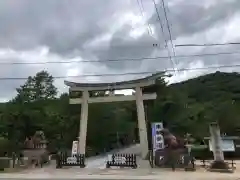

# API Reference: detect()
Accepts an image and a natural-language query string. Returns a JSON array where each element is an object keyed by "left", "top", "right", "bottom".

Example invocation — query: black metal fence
[
  {"left": 151, "top": 149, "right": 196, "bottom": 171},
  {"left": 191, "top": 148, "right": 238, "bottom": 169},
  {"left": 106, "top": 154, "right": 137, "bottom": 169},
  {"left": 199, "top": 158, "right": 236, "bottom": 169},
  {"left": 56, "top": 153, "right": 85, "bottom": 168}
]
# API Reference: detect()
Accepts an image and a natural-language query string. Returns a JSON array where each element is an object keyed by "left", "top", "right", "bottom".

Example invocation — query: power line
[
  {"left": 175, "top": 42, "right": 240, "bottom": 47},
  {"left": 1, "top": 51, "right": 240, "bottom": 65},
  {"left": 176, "top": 64, "right": 240, "bottom": 72},
  {"left": 152, "top": 0, "right": 167, "bottom": 47},
  {"left": 0, "top": 71, "right": 156, "bottom": 80},
  {"left": 152, "top": 0, "right": 177, "bottom": 73},
  {"left": 1, "top": 64, "right": 240, "bottom": 81},
  {"left": 136, "top": 0, "right": 153, "bottom": 35},
  {"left": 161, "top": 0, "right": 177, "bottom": 61}
]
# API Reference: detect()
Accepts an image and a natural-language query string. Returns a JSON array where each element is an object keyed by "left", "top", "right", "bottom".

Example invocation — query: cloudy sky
[{"left": 0, "top": 0, "right": 240, "bottom": 101}]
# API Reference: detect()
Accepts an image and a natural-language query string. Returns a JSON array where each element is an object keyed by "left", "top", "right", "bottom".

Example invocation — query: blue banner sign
[{"left": 152, "top": 122, "right": 164, "bottom": 152}]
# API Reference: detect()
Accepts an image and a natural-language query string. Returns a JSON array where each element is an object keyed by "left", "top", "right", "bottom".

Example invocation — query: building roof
[{"left": 64, "top": 72, "right": 166, "bottom": 91}]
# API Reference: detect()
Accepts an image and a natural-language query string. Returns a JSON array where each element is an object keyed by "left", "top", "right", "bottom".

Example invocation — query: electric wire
[
  {"left": 175, "top": 42, "right": 240, "bottom": 47},
  {"left": 136, "top": 0, "right": 153, "bottom": 35},
  {"left": 1, "top": 64, "right": 239, "bottom": 80},
  {"left": 1, "top": 51, "right": 239, "bottom": 65},
  {"left": 152, "top": 0, "right": 177, "bottom": 73},
  {"left": 161, "top": 0, "right": 177, "bottom": 62}
]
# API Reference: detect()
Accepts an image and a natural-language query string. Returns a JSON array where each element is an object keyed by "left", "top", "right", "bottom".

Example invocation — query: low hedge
[
  {"left": 0, "top": 137, "right": 10, "bottom": 157},
  {"left": 0, "top": 158, "right": 10, "bottom": 171}
]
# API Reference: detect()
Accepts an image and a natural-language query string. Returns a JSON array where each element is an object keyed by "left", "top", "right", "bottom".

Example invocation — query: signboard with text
[
  {"left": 67, "top": 156, "right": 77, "bottom": 164},
  {"left": 71, "top": 141, "right": 78, "bottom": 156},
  {"left": 152, "top": 122, "right": 164, "bottom": 153},
  {"left": 209, "top": 139, "right": 235, "bottom": 152}
]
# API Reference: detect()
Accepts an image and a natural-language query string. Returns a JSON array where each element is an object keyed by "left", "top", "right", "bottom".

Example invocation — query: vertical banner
[
  {"left": 152, "top": 122, "right": 164, "bottom": 156},
  {"left": 71, "top": 141, "right": 78, "bottom": 156},
  {"left": 152, "top": 123, "right": 156, "bottom": 150}
]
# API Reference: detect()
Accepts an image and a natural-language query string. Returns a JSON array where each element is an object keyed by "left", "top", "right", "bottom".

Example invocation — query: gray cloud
[
  {"left": 0, "top": 0, "right": 240, "bottom": 101},
  {"left": 0, "top": 0, "right": 116, "bottom": 52},
  {"left": 150, "top": 0, "right": 240, "bottom": 40}
]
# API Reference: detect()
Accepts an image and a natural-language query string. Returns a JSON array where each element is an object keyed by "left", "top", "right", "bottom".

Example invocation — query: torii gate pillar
[
  {"left": 78, "top": 90, "right": 89, "bottom": 154},
  {"left": 135, "top": 86, "right": 149, "bottom": 159}
]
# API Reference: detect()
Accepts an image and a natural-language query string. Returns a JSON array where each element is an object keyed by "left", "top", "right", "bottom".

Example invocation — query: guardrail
[{"left": 151, "top": 149, "right": 196, "bottom": 171}]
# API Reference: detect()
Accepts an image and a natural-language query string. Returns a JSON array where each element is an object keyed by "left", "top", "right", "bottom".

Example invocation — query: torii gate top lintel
[{"left": 64, "top": 72, "right": 165, "bottom": 91}]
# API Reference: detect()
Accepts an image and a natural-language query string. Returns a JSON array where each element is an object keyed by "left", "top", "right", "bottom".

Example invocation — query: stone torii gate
[{"left": 64, "top": 73, "right": 164, "bottom": 159}]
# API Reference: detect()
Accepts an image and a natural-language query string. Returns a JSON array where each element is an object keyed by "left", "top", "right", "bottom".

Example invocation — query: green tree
[
  {"left": 2, "top": 70, "right": 240, "bottom": 156},
  {"left": 13, "top": 71, "right": 57, "bottom": 103}
]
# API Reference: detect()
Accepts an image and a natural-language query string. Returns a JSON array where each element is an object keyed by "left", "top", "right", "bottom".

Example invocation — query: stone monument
[
  {"left": 208, "top": 122, "right": 232, "bottom": 172},
  {"left": 23, "top": 131, "right": 49, "bottom": 166}
]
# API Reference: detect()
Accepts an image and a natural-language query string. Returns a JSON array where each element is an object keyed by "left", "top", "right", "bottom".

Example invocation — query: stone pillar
[
  {"left": 109, "top": 90, "right": 114, "bottom": 96},
  {"left": 209, "top": 123, "right": 224, "bottom": 161},
  {"left": 78, "top": 90, "right": 89, "bottom": 154},
  {"left": 208, "top": 122, "right": 231, "bottom": 172},
  {"left": 135, "top": 86, "right": 149, "bottom": 159}
]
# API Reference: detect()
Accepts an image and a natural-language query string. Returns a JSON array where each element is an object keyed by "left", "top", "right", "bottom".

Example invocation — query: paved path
[
  {"left": 85, "top": 144, "right": 141, "bottom": 169},
  {"left": 1, "top": 169, "right": 240, "bottom": 180}
]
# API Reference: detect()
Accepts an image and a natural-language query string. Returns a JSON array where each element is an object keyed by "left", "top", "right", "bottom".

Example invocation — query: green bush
[
  {"left": 0, "top": 158, "right": 10, "bottom": 171},
  {"left": 191, "top": 146, "right": 212, "bottom": 160},
  {"left": 0, "top": 137, "right": 9, "bottom": 157}
]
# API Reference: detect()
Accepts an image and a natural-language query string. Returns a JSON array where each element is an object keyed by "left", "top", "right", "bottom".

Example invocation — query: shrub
[
  {"left": 0, "top": 158, "right": 10, "bottom": 171},
  {"left": 0, "top": 137, "right": 9, "bottom": 157}
]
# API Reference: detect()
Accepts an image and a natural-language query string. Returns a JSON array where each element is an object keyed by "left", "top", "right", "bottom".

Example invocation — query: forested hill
[
  {"left": 170, "top": 71, "right": 240, "bottom": 103},
  {"left": 161, "top": 71, "right": 240, "bottom": 138},
  {"left": 0, "top": 71, "right": 240, "bottom": 156}
]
